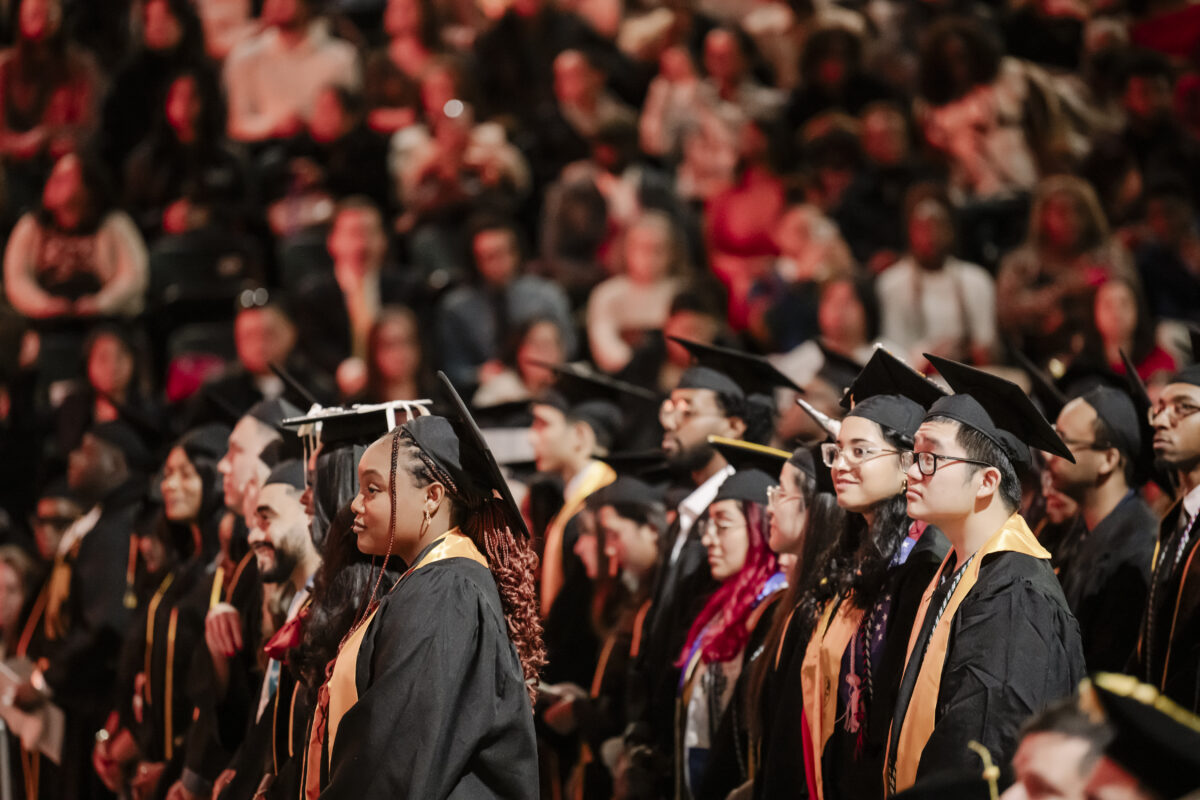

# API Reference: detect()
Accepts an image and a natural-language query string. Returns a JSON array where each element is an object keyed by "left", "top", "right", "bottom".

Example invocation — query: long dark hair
[
  {"left": 826, "top": 422, "right": 914, "bottom": 611},
  {"left": 745, "top": 470, "right": 847, "bottom": 738},
  {"left": 917, "top": 17, "right": 1002, "bottom": 106},
  {"left": 36, "top": 150, "right": 118, "bottom": 235},
  {"left": 149, "top": 65, "right": 227, "bottom": 153},
  {"left": 310, "top": 443, "right": 365, "bottom": 550},
  {"left": 135, "top": 0, "right": 206, "bottom": 61},
  {"left": 397, "top": 429, "right": 546, "bottom": 704},
  {"left": 173, "top": 424, "right": 229, "bottom": 563},
  {"left": 295, "top": 504, "right": 399, "bottom": 697}
]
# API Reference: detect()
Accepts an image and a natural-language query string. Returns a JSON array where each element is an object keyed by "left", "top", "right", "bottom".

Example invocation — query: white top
[
  {"left": 1182, "top": 483, "right": 1200, "bottom": 523},
  {"left": 670, "top": 465, "right": 735, "bottom": 565},
  {"left": 587, "top": 275, "right": 680, "bottom": 374},
  {"left": 876, "top": 255, "right": 997, "bottom": 365},
  {"left": 223, "top": 20, "right": 360, "bottom": 142}
]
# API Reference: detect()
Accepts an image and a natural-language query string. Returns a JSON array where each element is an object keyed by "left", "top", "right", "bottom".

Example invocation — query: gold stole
[
  {"left": 885, "top": 514, "right": 1047, "bottom": 794},
  {"left": 799, "top": 597, "right": 866, "bottom": 800},
  {"left": 303, "top": 530, "right": 489, "bottom": 799},
  {"left": 540, "top": 461, "right": 616, "bottom": 618}
]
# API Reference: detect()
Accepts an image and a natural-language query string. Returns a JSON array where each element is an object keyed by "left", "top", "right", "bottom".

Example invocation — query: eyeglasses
[
  {"left": 700, "top": 516, "right": 747, "bottom": 538},
  {"left": 1055, "top": 433, "right": 1111, "bottom": 453},
  {"left": 766, "top": 485, "right": 805, "bottom": 510},
  {"left": 821, "top": 442, "right": 902, "bottom": 468},
  {"left": 1148, "top": 399, "right": 1200, "bottom": 427},
  {"left": 900, "top": 451, "right": 996, "bottom": 477},
  {"left": 659, "top": 397, "right": 720, "bottom": 429}
]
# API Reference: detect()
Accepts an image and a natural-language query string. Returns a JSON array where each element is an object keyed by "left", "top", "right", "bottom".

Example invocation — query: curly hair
[
  {"left": 398, "top": 430, "right": 546, "bottom": 705},
  {"left": 677, "top": 502, "right": 778, "bottom": 666}
]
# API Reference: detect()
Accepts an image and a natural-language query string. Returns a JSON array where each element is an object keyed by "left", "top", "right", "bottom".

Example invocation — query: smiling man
[
  {"left": 1135, "top": 361, "right": 1200, "bottom": 712},
  {"left": 884, "top": 356, "right": 1086, "bottom": 794}
]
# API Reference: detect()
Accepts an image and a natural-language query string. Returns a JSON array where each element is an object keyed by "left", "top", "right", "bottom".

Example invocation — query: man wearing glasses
[
  {"left": 1045, "top": 387, "right": 1157, "bottom": 673},
  {"left": 1135, "top": 362, "right": 1200, "bottom": 712},
  {"left": 884, "top": 356, "right": 1086, "bottom": 795}
]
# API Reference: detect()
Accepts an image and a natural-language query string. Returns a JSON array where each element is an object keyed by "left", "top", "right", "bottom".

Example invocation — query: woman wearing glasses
[
  {"left": 797, "top": 348, "right": 950, "bottom": 800},
  {"left": 675, "top": 468, "right": 783, "bottom": 800}
]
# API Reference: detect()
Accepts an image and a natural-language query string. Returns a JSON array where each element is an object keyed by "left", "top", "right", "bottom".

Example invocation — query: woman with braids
[
  {"left": 797, "top": 349, "right": 950, "bottom": 800},
  {"left": 302, "top": 377, "right": 542, "bottom": 798},
  {"left": 676, "top": 467, "right": 784, "bottom": 800}
]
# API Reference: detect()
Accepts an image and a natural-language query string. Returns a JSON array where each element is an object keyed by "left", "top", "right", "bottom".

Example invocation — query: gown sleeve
[
  {"left": 322, "top": 561, "right": 538, "bottom": 799},
  {"left": 914, "top": 573, "right": 1086, "bottom": 784}
]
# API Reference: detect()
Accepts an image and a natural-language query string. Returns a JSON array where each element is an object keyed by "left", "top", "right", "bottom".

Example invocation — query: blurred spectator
[
  {"left": 223, "top": 0, "right": 361, "bottom": 144},
  {"left": 706, "top": 117, "right": 786, "bottom": 330},
  {"left": 784, "top": 26, "right": 892, "bottom": 132},
  {"left": 55, "top": 325, "right": 158, "bottom": 459},
  {"left": 1133, "top": 179, "right": 1200, "bottom": 324},
  {"left": 834, "top": 101, "right": 933, "bottom": 267},
  {"left": 1083, "top": 275, "right": 1176, "bottom": 383},
  {"left": 587, "top": 211, "right": 687, "bottom": 373},
  {"left": 436, "top": 218, "right": 573, "bottom": 392},
  {"left": 260, "top": 85, "right": 391, "bottom": 221},
  {"left": 553, "top": 48, "right": 636, "bottom": 143},
  {"left": 997, "top": 174, "right": 1134, "bottom": 363},
  {"left": 876, "top": 187, "right": 996, "bottom": 368},
  {"left": 342, "top": 305, "right": 429, "bottom": 403},
  {"left": 472, "top": 315, "right": 567, "bottom": 406},
  {"left": 193, "top": 0, "right": 254, "bottom": 61},
  {"left": 4, "top": 151, "right": 148, "bottom": 320},
  {"left": 292, "top": 198, "right": 413, "bottom": 378},
  {"left": 0, "top": 545, "right": 36, "bottom": 652},
  {"left": 0, "top": 0, "right": 101, "bottom": 208},
  {"left": 124, "top": 67, "right": 248, "bottom": 241},
  {"left": 29, "top": 475, "right": 82, "bottom": 563},
  {"left": 99, "top": 0, "right": 209, "bottom": 175},
  {"left": 1002, "top": 0, "right": 1086, "bottom": 71},
  {"left": 749, "top": 203, "right": 855, "bottom": 351},
  {"left": 640, "top": 45, "right": 707, "bottom": 159},
  {"left": 915, "top": 17, "right": 1052, "bottom": 202},
  {"left": 701, "top": 28, "right": 785, "bottom": 124},
  {"left": 363, "top": 0, "right": 440, "bottom": 135},
  {"left": 392, "top": 98, "right": 530, "bottom": 275}
]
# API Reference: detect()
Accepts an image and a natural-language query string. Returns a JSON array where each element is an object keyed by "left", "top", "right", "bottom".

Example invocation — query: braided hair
[{"left": 394, "top": 428, "right": 546, "bottom": 705}]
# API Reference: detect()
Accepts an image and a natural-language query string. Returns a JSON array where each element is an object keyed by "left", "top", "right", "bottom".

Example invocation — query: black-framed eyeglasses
[
  {"left": 901, "top": 451, "right": 996, "bottom": 477},
  {"left": 821, "top": 442, "right": 902, "bottom": 468},
  {"left": 1148, "top": 400, "right": 1200, "bottom": 427}
]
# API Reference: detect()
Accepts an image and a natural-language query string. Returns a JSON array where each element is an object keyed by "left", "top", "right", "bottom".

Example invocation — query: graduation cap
[
  {"left": 841, "top": 347, "right": 947, "bottom": 438},
  {"left": 669, "top": 336, "right": 802, "bottom": 395},
  {"left": 268, "top": 362, "right": 320, "bottom": 409},
  {"left": 813, "top": 341, "right": 864, "bottom": 398},
  {"left": 713, "top": 468, "right": 778, "bottom": 506},
  {"left": 1057, "top": 359, "right": 1127, "bottom": 399},
  {"left": 1076, "top": 385, "right": 1142, "bottom": 464},
  {"left": 176, "top": 423, "right": 232, "bottom": 464},
  {"left": 470, "top": 399, "right": 536, "bottom": 430},
  {"left": 282, "top": 401, "right": 433, "bottom": 453},
  {"left": 587, "top": 475, "right": 665, "bottom": 512},
  {"left": 529, "top": 363, "right": 634, "bottom": 453},
  {"left": 892, "top": 741, "right": 1000, "bottom": 800},
  {"left": 707, "top": 435, "right": 790, "bottom": 476},
  {"left": 1080, "top": 673, "right": 1200, "bottom": 800},
  {"left": 788, "top": 445, "right": 835, "bottom": 495},
  {"left": 533, "top": 360, "right": 659, "bottom": 405},
  {"left": 794, "top": 395, "right": 841, "bottom": 440},
  {"left": 925, "top": 355, "right": 1074, "bottom": 466},
  {"left": 402, "top": 372, "right": 529, "bottom": 539},
  {"left": 90, "top": 420, "right": 156, "bottom": 472},
  {"left": 264, "top": 459, "right": 307, "bottom": 491},
  {"left": 1011, "top": 350, "right": 1069, "bottom": 420}
]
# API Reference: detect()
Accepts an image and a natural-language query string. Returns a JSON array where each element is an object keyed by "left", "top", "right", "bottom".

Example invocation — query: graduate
[
  {"left": 1044, "top": 384, "right": 1157, "bottom": 672},
  {"left": 676, "top": 467, "right": 783, "bottom": 799},
  {"left": 624, "top": 337, "right": 780, "bottom": 795},
  {"left": 799, "top": 347, "right": 950, "bottom": 800},
  {"left": 302, "top": 373, "right": 541, "bottom": 797},
  {"left": 885, "top": 356, "right": 1087, "bottom": 794},
  {"left": 751, "top": 444, "right": 847, "bottom": 800},
  {"left": 1136, "top": 359, "right": 1200, "bottom": 712}
]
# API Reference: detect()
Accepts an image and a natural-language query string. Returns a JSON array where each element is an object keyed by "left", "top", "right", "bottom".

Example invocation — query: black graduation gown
[
  {"left": 822, "top": 526, "right": 949, "bottom": 800},
  {"left": 627, "top": 513, "right": 718, "bottom": 784},
  {"left": 887, "top": 523, "right": 1086, "bottom": 791},
  {"left": 1057, "top": 494, "right": 1156, "bottom": 673},
  {"left": 181, "top": 550, "right": 265, "bottom": 793},
  {"left": 1134, "top": 499, "right": 1200, "bottom": 712},
  {"left": 754, "top": 597, "right": 814, "bottom": 800},
  {"left": 319, "top": 548, "right": 538, "bottom": 798},
  {"left": 11, "top": 573, "right": 62, "bottom": 800}
]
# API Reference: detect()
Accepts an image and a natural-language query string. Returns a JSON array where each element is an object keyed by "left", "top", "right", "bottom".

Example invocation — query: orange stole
[
  {"left": 799, "top": 597, "right": 866, "bottom": 800},
  {"left": 302, "top": 530, "right": 489, "bottom": 799},
  {"left": 540, "top": 461, "right": 616, "bottom": 617},
  {"left": 884, "top": 514, "right": 1047, "bottom": 795}
]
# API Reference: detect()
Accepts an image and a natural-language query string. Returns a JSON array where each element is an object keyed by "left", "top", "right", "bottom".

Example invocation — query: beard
[
  {"left": 258, "top": 544, "right": 300, "bottom": 584},
  {"left": 666, "top": 440, "right": 717, "bottom": 473}
]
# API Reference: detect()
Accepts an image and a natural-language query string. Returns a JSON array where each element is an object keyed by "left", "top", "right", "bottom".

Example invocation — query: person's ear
[
  {"left": 724, "top": 415, "right": 747, "bottom": 440},
  {"left": 425, "top": 481, "right": 446, "bottom": 518},
  {"left": 1097, "top": 447, "right": 1121, "bottom": 480},
  {"left": 975, "top": 465, "right": 1002, "bottom": 501}
]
